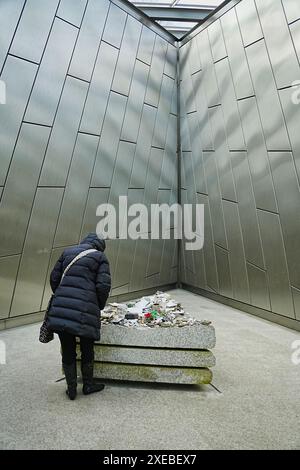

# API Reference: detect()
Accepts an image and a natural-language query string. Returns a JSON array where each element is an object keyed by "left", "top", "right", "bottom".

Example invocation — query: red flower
[{"left": 144, "top": 313, "right": 152, "bottom": 318}]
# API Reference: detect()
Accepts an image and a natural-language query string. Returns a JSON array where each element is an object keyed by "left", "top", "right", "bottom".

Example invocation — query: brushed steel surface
[
  {"left": 25, "top": 18, "right": 77, "bottom": 126},
  {"left": 0, "top": 255, "right": 20, "bottom": 320},
  {"left": 221, "top": 8, "right": 253, "bottom": 100},
  {"left": 257, "top": 210, "right": 295, "bottom": 318},
  {"left": 0, "top": 123, "right": 51, "bottom": 256},
  {"left": 282, "top": 0, "right": 300, "bottom": 23},
  {"left": 256, "top": 0, "right": 300, "bottom": 89},
  {"left": 39, "top": 76, "right": 88, "bottom": 186},
  {"left": 57, "top": 0, "right": 87, "bottom": 27},
  {"left": 235, "top": 0, "right": 263, "bottom": 47},
  {"left": 268, "top": 151, "right": 300, "bottom": 289},
  {"left": 0, "top": 0, "right": 25, "bottom": 70},
  {"left": 180, "top": 0, "right": 300, "bottom": 326},
  {"left": 69, "top": 0, "right": 109, "bottom": 82},
  {"left": 207, "top": 19, "right": 227, "bottom": 63},
  {"left": 246, "top": 263, "right": 271, "bottom": 311},
  {"left": 111, "top": 15, "right": 142, "bottom": 96},
  {"left": 10, "top": 0, "right": 59, "bottom": 63},
  {"left": 246, "top": 39, "right": 291, "bottom": 151},
  {"left": 223, "top": 200, "right": 250, "bottom": 303},
  {"left": 129, "top": 104, "right": 157, "bottom": 188},
  {"left": 10, "top": 188, "right": 64, "bottom": 317},
  {"left": 91, "top": 91, "right": 128, "bottom": 188},
  {"left": 102, "top": 2, "right": 127, "bottom": 49},
  {"left": 137, "top": 26, "right": 156, "bottom": 66},
  {"left": 0, "top": 0, "right": 177, "bottom": 326},
  {"left": 145, "top": 36, "right": 168, "bottom": 108},
  {"left": 238, "top": 97, "right": 278, "bottom": 212},
  {"left": 231, "top": 152, "right": 264, "bottom": 268},
  {"left": 121, "top": 60, "right": 150, "bottom": 143},
  {"left": 80, "top": 41, "right": 119, "bottom": 135},
  {"left": 0, "top": 56, "right": 37, "bottom": 185},
  {"left": 215, "top": 245, "right": 233, "bottom": 299},
  {"left": 209, "top": 106, "right": 237, "bottom": 202},
  {"left": 54, "top": 133, "right": 99, "bottom": 247}
]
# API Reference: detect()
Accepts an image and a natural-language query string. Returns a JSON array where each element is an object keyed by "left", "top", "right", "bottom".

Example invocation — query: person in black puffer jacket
[{"left": 48, "top": 233, "right": 111, "bottom": 400}]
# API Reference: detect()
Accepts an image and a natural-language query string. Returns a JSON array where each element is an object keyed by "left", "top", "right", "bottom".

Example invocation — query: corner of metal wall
[{"left": 176, "top": 42, "right": 182, "bottom": 290}]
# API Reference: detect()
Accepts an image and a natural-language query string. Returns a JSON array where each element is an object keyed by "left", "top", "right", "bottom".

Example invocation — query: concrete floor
[{"left": 0, "top": 288, "right": 300, "bottom": 450}]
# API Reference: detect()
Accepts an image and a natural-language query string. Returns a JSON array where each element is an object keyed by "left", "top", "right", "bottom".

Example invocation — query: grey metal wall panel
[
  {"left": 0, "top": 0, "right": 177, "bottom": 328},
  {"left": 80, "top": 41, "right": 119, "bottom": 135},
  {"left": 221, "top": 8, "right": 254, "bottom": 100},
  {"left": 10, "top": 188, "right": 63, "bottom": 317},
  {"left": 0, "top": 0, "right": 25, "bottom": 71},
  {"left": 197, "top": 194, "right": 218, "bottom": 292},
  {"left": 137, "top": 26, "right": 156, "bottom": 66},
  {"left": 292, "top": 287, "right": 300, "bottom": 321},
  {"left": 238, "top": 97, "right": 278, "bottom": 212},
  {"left": 0, "top": 123, "right": 50, "bottom": 257},
  {"left": 159, "top": 114, "right": 177, "bottom": 190},
  {"left": 164, "top": 44, "right": 177, "bottom": 79},
  {"left": 203, "top": 151, "right": 227, "bottom": 249},
  {"left": 54, "top": 133, "right": 99, "bottom": 247},
  {"left": 121, "top": 60, "right": 149, "bottom": 143},
  {"left": 279, "top": 87, "right": 300, "bottom": 181},
  {"left": 282, "top": 0, "right": 300, "bottom": 23},
  {"left": 215, "top": 245, "right": 233, "bottom": 298},
  {"left": 57, "top": 0, "right": 87, "bottom": 27},
  {"left": 235, "top": 0, "right": 263, "bottom": 47},
  {"left": 208, "top": 19, "right": 227, "bottom": 63},
  {"left": 255, "top": 0, "right": 300, "bottom": 89},
  {"left": 91, "top": 91, "right": 127, "bottom": 187},
  {"left": 39, "top": 76, "right": 88, "bottom": 186},
  {"left": 111, "top": 16, "right": 142, "bottom": 96},
  {"left": 246, "top": 40, "right": 290, "bottom": 151},
  {"left": 80, "top": 188, "right": 110, "bottom": 240},
  {"left": 181, "top": 75, "right": 196, "bottom": 114},
  {"left": 10, "top": 0, "right": 59, "bottom": 63},
  {"left": 69, "top": 0, "right": 109, "bottom": 81},
  {"left": 223, "top": 200, "right": 250, "bottom": 303},
  {"left": 290, "top": 19, "right": 300, "bottom": 61},
  {"left": 129, "top": 104, "right": 157, "bottom": 188},
  {"left": 188, "top": 34, "right": 201, "bottom": 76},
  {"left": 25, "top": 19, "right": 77, "bottom": 126},
  {"left": 247, "top": 263, "right": 271, "bottom": 311},
  {"left": 102, "top": 2, "right": 127, "bottom": 49},
  {"left": 0, "top": 256, "right": 20, "bottom": 320},
  {"left": 191, "top": 72, "right": 213, "bottom": 151},
  {"left": 145, "top": 36, "right": 168, "bottom": 108},
  {"left": 231, "top": 152, "right": 264, "bottom": 267},
  {"left": 0, "top": 56, "right": 37, "bottom": 185},
  {"left": 209, "top": 107, "right": 237, "bottom": 202},
  {"left": 268, "top": 151, "right": 300, "bottom": 289},
  {"left": 152, "top": 75, "right": 174, "bottom": 149},
  {"left": 257, "top": 209, "right": 294, "bottom": 318},
  {"left": 186, "top": 113, "right": 207, "bottom": 194},
  {"left": 197, "top": 29, "right": 220, "bottom": 108},
  {"left": 214, "top": 58, "right": 245, "bottom": 150},
  {"left": 180, "top": 0, "right": 300, "bottom": 326}
]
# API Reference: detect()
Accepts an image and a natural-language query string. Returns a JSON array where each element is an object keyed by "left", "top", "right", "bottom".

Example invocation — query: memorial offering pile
[
  {"left": 77, "top": 292, "right": 216, "bottom": 385},
  {"left": 101, "top": 291, "right": 212, "bottom": 328}
]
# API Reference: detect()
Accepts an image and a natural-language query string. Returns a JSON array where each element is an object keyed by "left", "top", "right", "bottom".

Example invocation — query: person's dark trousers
[
  {"left": 58, "top": 332, "right": 94, "bottom": 400},
  {"left": 58, "top": 332, "right": 104, "bottom": 396}
]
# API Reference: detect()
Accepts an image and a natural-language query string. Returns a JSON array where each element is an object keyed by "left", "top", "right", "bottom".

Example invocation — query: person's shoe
[
  {"left": 81, "top": 361, "right": 105, "bottom": 395},
  {"left": 63, "top": 362, "right": 77, "bottom": 400}
]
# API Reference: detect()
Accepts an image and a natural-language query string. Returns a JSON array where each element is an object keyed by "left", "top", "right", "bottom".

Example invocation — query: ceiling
[{"left": 127, "top": 1, "right": 225, "bottom": 38}]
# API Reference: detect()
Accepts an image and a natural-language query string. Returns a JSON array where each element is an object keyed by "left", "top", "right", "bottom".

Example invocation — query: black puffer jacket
[{"left": 47, "top": 233, "right": 111, "bottom": 340}]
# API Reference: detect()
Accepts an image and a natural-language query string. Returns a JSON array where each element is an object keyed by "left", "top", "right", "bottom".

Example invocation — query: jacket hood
[{"left": 80, "top": 233, "right": 106, "bottom": 252}]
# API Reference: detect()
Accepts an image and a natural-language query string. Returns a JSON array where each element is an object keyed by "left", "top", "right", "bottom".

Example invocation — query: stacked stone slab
[{"left": 77, "top": 323, "right": 216, "bottom": 385}]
